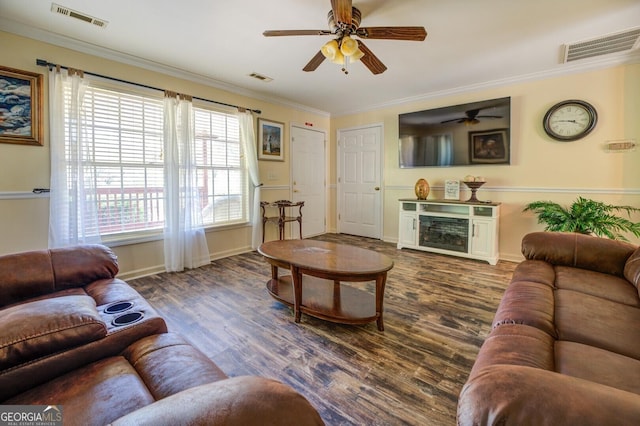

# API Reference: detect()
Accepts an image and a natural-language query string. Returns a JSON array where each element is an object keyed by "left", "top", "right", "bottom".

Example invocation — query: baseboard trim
[{"left": 118, "top": 245, "right": 254, "bottom": 281}]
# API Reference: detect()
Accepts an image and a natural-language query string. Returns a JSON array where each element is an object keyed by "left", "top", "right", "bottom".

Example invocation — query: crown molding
[
  {"left": 0, "top": 18, "right": 330, "bottom": 117},
  {"left": 335, "top": 51, "right": 640, "bottom": 117},
  {"left": 2, "top": 17, "right": 637, "bottom": 119}
]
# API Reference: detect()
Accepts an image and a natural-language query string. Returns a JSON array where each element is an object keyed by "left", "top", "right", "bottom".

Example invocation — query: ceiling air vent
[
  {"left": 562, "top": 27, "right": 640, "bottom": 63},
  {"left": 248, "top": 72, "right": 273, "bottom": 82},
  {"left": 51, "top": 3, "right": 108, "bottom": 28}
]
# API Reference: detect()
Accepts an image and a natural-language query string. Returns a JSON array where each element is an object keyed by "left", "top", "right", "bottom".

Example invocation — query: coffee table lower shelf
[{"left": 266, "top": 275, "right": 377, "bottom": 326}]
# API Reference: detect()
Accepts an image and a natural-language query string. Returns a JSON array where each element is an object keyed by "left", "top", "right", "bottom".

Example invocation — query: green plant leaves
[{"left": 523, "top": 196, "right": 640, "bottom": 241}]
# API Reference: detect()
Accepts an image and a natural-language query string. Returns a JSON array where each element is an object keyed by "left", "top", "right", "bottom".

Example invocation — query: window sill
[{"left": 102, "top": 221, "right": 251, "bottom": 248}]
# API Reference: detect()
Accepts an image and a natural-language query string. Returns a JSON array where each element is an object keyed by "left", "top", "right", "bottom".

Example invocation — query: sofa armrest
[
  {"left": 49, "top": 245, "right": 119, "bottom": 289},
  {"left": 521, "top": 232, "right": 636, "bottom": 276},
  {"left": 458, "top": 365, "right": 640, "bottom": 426},
  {"left": 111, "top": 376, "right": 324, "bottom": 426}
]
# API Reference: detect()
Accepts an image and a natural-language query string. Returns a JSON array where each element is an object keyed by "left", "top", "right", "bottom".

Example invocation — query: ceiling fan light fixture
[
  {"left": 321, "top": 39, "right": 340, "bottom": 60},
  {"left": 340, "top": 36, "right": 359, "bottom": 56},
  {"left": 350, "top": 47, "right": 364, "bottom": 62},
  {"left": 331, "top": 50, "right": 346, "bottom": 65}
]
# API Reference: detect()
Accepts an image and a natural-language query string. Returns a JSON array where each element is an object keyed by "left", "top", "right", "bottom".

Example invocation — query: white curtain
[
  {"left": 48, "top": 67, "right": 102, "bottom": 248},
  {"left": 437, "top": 134, "right": 454, "bottom": 166},
  {"left": 163, "top": 92, "right": 210, "bottom": 271},
  {"left": 237, "top": 111, "right": 262, "bottom": 250}
]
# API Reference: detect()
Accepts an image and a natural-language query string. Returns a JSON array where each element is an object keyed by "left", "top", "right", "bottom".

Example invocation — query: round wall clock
[{"left": 543, "top": 99, "right": 598, "bottom": 141}]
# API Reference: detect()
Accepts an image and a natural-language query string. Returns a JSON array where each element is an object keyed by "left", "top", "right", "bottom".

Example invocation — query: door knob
[
  {"left": 293, "top": 190, "right": 299, "bottom": 193},
  {"left": 374, "top": 187, "right": 380, "bottom": 191}
]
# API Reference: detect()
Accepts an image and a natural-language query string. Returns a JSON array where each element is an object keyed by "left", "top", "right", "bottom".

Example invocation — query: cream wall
[
  {"left": 331, "top": 64, "right": 640, "bottom": 261},
  {"left": 0, "top": 31, "right": 330, "bottom": 278},
  {"left": 1, "top": 30, "right": 638, "bottom": 275}
]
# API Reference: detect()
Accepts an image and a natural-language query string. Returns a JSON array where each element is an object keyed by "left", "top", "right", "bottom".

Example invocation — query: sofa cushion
[
  {"left": 555, "top": 266, "right": 640, "bottom": 307},
  {"left": 491, "top": 280, "right": 556, "bottom": 337},
  {"left": 0, "top": 295, "right": 107, "bottom": 371},
  {"left": 624, "top": 246, "right": 640, "bottom": 291},
  {"left": 555, "top": 289, "right": 640, "bottom": 360},
  {"left": 469, "top": 324, "right": 554, "bottom": 380},
  {"left": 556, "top": 341, "right": 640, "bottom": 395},
  {"left": 458, "top": 364, "right": 640, "bottom": 426},
  {"left": 121, "top": 333, "right": 227, "bottom": 400},
  {"left": 112, "top": 376, "right": 326, "bottom": 426},
  {"left": 5, "top": 356, "right": 155, "bottom": 426},
  {"left": 510, "top": 259, "right": 555, "bottom": 287}
]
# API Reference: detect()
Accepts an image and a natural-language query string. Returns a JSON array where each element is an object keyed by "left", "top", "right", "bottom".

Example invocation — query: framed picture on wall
[
  {"left": 0, "top": 65, "right": 43, "bottom": 146},
  {"left": 468, "top": 129, "right": 509, "bottom": 164},
  {"left": 257, "top": 118, "right": 284, "bottom": 161}
]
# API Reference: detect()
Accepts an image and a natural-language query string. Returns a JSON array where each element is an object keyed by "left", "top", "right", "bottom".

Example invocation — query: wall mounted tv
[{"left": 399, "top": 96, "right": 511, "bottom": 167}]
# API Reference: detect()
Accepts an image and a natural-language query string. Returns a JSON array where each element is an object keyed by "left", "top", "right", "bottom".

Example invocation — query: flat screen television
[{"left": 399, "top": 97, "right": 511, "bottom": 167}]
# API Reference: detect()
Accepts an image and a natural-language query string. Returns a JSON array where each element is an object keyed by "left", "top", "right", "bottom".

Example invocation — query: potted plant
[{"left": 523, "top": 196, "right": 640, "bottom": 242}]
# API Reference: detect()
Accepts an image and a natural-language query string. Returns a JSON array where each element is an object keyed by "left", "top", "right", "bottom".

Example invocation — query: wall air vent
[
  {"left": 562, "top": 27, "right": 640, "bottom": 63},
  {"left": 248, "top": 72, "right": 273, "bottom": 83},
  {"left": 51, "top": 3, "right": 108, "bottom": 28}
]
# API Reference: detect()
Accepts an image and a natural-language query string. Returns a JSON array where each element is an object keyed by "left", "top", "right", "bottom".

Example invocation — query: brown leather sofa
[
  {"left": 458, "top": 232, "right": 640, "bottom": 425},
  {"left": 0, "top": 245, "right": 324, "bottom": 425}
]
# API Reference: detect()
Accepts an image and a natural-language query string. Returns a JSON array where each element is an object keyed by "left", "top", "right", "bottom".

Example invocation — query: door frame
[
  {"left": 290, "top": 123, "right": 327, "bottom": 238},
  {"left": 336, "top": 122, "right": 384, "bottom": 238}
]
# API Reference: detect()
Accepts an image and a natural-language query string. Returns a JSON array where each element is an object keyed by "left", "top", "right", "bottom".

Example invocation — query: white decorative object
[
  {"left": 444, "top": 180, "right": 460, "bottom": 200},
  {"left": 603, "top": 139, "right": 637, "bottom": 152}
]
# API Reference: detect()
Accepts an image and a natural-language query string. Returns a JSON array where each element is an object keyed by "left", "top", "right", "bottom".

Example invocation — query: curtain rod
[{"left": 36, "top": 59, "right": 261, "bottom": 114}]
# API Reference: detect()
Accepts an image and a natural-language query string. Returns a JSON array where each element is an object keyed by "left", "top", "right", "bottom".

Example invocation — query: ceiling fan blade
[
  {"left": 263, "top": 30, "right": 333, "bottom": 37},
  {"left": 356, "top": 26, "right": 427, "bottom": 41},
  {"left": 357, "top": 41, "right": 387, "bottom": 75},
  {"left": 303, "top": 51, "right": 326, "bottom": 72},
  {"left": 331, "top": 0, "right": 352, "bottom": 24}
]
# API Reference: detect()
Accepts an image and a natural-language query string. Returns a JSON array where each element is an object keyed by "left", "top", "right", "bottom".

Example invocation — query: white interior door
[
  {"left": 338, "top": 124, "right": 383, "bottom": 239},
  {"left": 291, "top": 125, "right": 326, "bottom": 238}
]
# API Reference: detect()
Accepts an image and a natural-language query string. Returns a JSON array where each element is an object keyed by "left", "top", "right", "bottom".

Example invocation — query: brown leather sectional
[
  {"left": 0, "top": 245, "right": 324, "bottom": 425},
  {"left": 458, "top": 232, "right": 640, "bottom": 425}
]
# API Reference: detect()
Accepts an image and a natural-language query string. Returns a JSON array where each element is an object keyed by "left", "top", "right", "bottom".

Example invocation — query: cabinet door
[
  {"left": 399, "top": 213, "right": 417, "bottom": 247},
  {"left": 470, "top": 219, "right": 493, "bottom": 257}
]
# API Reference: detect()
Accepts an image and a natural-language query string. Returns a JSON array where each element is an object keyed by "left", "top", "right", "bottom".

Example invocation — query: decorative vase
[
  {"left": 463, "top": 181, "right": 485, "bottom": 202},
  {"left": 414, "top": 178, "right": 430, "bottom": 200}
]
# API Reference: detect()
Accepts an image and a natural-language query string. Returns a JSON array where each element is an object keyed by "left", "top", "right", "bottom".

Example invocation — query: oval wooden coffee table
[{"left": 258, "top": 239, "right": 394, "bottom": 331}]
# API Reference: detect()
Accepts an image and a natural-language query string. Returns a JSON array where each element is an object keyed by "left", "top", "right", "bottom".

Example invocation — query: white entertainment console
[{"left": 397, "top": 199, "right": 500, "bottom": 265}]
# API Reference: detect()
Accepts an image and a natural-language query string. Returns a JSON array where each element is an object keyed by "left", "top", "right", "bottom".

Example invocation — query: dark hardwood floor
[{"left": 129, "top": 234, "right": 516, "bottom": 425}]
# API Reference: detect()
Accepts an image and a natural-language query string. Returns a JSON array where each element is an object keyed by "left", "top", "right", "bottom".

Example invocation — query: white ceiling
[{"left": 1, "top": 0, "right": 639, "bottom": 116}]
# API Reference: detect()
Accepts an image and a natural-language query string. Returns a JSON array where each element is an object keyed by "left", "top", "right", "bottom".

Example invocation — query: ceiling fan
[
  {"left": 263, "top": 0, "right": 427, "bottom": 75},
  {"left": 441, "top": 109, "right": 503, "bottom": 125}
]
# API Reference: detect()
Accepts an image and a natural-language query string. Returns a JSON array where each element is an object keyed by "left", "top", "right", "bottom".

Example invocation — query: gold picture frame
[
  {"left": 257, "top": 118, "right": 284, "bottom": 161},
  {"left": 0, "top": 65, "right": 43, "bottom": 146}
]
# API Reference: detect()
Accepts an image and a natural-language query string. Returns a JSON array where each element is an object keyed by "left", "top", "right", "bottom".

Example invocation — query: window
[
  {"left": 69, "top": 80, "right": 247, "bottom": 239},
  {"left": 194, "top": 106, "right": 246, "bottom": 226}
]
